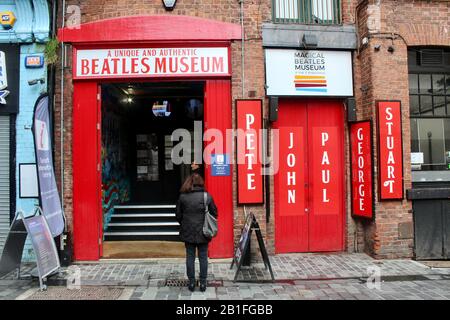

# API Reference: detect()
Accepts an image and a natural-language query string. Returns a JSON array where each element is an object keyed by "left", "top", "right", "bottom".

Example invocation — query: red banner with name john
[
  {"left": 377, "top": 101, "right": 404, "bottom": 200},
  {"left": 277, "top": 127, "right": 305, "bottom": 216},
  {"left": 237, "top": 100, "right": 264, "bottom": 204},
  {"left": 350, "top": 121, "right": 374, "bottom": 218}
]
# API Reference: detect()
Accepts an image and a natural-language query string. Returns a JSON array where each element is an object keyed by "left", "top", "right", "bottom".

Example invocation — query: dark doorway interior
[{"left": 101, "top": 81, "right": 204, "bottom": 208}]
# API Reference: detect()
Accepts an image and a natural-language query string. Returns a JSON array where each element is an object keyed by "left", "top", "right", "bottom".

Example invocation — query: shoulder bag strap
[{"left": 204, "top": 192, "right": 209, "bottom": 214}]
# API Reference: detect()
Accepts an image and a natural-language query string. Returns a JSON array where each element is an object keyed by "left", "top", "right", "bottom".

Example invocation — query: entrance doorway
[
  {"left": 274, "top": 99, "right": 345, "bottom": 253},
  {"left": 100, "top": 81, "right": 204, "bottom": 258}
]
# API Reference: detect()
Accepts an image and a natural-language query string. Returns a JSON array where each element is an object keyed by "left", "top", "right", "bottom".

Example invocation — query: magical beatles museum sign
[
  {"left": 350, "top": 121, "right": 374, "bottom": 218},
  {"left": 75, "top": 47, "right": 229, "bottom": 79},
  {"left": 377, "top": 101, "right": 404, "bottom": 200}
]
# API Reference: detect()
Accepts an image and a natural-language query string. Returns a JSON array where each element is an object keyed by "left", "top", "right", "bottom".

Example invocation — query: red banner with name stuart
[
  {"left": 350, "top": 121, "right": 373, "bottom": 218},
  {"left": 237, "top": 100, "right": 264, "bottom": 204},
  {"left": 377, "top": 101, "right": 404, "bottom": 200}
]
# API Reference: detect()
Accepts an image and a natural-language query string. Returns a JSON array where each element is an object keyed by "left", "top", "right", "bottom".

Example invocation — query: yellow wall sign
[{"left": 1, "top": 11, "right": 16, "bottom": 30}]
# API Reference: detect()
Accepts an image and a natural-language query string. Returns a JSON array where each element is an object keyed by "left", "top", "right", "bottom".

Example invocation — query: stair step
[
  {"left": 112, "top": 213, "right": 176, "bottom": 218},
  {"left": 114, "top": 205, "right": 176, "bottom": 209},
  {"left": 108, "top": 222, "right": 179, "bottom": 227},
  {"left": 104, "top": 231, "right": 179, "bottom": 236}
]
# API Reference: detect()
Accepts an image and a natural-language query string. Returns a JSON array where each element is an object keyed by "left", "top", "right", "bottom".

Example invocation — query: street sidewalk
[
  {"left": 2, "top": 253, "right": 450, "bottom": 285},
  {"left": 1, "top": 253, "right": 450, "bottom": 300}
]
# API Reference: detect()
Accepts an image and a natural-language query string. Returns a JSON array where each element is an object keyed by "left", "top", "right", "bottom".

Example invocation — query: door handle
[{"left": 305, "top": 208, "right": 309, "bottom": 213}]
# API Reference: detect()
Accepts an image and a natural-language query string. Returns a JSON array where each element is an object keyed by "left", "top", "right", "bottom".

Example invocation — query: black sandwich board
[
  {"left": 0, "top": 208, "right": 60, "bottom": 290},
  {"left": 230, "top": 212, "right": 275, "bottom": 282}
]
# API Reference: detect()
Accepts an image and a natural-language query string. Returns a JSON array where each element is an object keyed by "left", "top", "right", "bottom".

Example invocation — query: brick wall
[
  {"left": 353, "top": 0, "right": 449, "bottom": 259},
  {"left": 54, "top": 0, "right": 448, "bottom": 261},
  {"left": 54, "top": 0, "right": 272, "bottom": 260}
]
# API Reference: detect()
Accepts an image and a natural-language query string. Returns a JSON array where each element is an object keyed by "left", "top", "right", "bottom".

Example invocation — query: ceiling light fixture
[{"left": 162, "top": 0, "right": 177, "bottom": 11}]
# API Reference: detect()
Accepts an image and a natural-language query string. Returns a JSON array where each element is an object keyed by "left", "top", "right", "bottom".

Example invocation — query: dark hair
[{"left": 180, "top": 173, "right": 204, "bottom": 193}]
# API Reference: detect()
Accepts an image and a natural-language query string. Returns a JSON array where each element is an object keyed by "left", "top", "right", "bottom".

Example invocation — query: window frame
[{"left": 408, "top": 48, "right": 450, "bottom": 178}]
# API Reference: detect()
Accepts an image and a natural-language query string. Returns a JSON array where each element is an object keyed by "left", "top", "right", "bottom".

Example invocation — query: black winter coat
[{"left": 176, "top": 187, "right": 218, "bottom": 244}]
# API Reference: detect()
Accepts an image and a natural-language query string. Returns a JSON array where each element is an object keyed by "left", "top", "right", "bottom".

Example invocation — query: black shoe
[
  {"left": 199, "top": 281, "right": 207, "bottom": 292},
  {"left": 188, "top": 280, "right": 195, "bottom": 292}
]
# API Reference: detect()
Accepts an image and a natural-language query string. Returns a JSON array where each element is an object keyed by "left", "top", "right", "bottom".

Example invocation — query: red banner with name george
[
  {"left": 377, "top": 101, "right": 404, "bottom": 200},
  {"left": 237, "top": 100, "right": 264, "bottom": 204},
  {"left": 350, "top": 121, "right": 373, "bottom": 218}
]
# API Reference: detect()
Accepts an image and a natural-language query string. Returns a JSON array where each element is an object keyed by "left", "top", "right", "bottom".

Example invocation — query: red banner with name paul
[
  {"left": 311, "top": 127, "right": 341, "bottom": 215},
  {"left": 350, "top": 121, "right": 374, "bottom": 218},
  {"left": 377, "top": 101, "right": 404, "bottom": 200},
  {"left": 237, "top": 100, "right": 264, "bottom": 204}
]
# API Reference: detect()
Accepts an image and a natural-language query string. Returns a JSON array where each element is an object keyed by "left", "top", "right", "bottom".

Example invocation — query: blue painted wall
[
  {"left": 17, "top": 43, "right": 48, "bottom": 261},
  {"left": 0, "top": 0, "right": 51, "bottom": 262}
]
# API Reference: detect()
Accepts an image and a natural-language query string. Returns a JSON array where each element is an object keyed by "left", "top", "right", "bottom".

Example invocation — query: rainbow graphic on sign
[{"left": 294, "top": 75, "right": 328, "bottom": 93}]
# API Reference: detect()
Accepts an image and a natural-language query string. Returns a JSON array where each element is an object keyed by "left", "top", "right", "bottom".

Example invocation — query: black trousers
[{"left": 185, "top": 242, "right": 208, "bottom": 282}]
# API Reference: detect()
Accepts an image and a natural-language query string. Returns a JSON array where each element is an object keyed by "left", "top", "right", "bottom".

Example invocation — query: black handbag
[{"left": 202, "top": 192, "right": 218, "bottom": 238}]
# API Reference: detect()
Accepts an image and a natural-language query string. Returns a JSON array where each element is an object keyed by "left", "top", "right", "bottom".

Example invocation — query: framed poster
[
  {"left": 377, "top": 101, "right": 404, "bottom": 200},
  {"left": 265, "top": 49, "right": 353, "bottom": 97},
  {"left": 236, "top": 99, "right": 264, "bottom": 204},
  {"left": 19, "top": 163, "right": 39, "bottom": 198},
  {"left": 349, "top": 121, "right": 374, "bottom": 219}
]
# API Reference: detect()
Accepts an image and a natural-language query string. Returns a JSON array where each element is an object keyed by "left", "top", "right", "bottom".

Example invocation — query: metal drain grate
[
  {"left": 165, "top": 279, "right": 191, "bottom": 287},
  {"left": 162, "top": 279, "right": 223, "bottom": 287}
]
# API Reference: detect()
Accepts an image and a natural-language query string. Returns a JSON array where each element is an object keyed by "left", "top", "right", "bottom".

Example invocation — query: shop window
[{"left": 409, "top": 48, "right": 450, "bottom": 174}]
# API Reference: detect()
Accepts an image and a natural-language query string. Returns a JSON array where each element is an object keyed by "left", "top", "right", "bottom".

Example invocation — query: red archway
[{"left": 58, "top": 15, "right": 241, "bottom": 44}]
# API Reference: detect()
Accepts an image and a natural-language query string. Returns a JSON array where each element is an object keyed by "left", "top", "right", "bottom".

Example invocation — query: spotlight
[{"left": 387, "top": 46, "right": 395, "bottom": 53}]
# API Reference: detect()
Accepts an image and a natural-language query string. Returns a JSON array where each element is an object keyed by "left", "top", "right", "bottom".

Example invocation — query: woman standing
[{"left": 176, "top": 173, "right": 218, "bottom": 292}]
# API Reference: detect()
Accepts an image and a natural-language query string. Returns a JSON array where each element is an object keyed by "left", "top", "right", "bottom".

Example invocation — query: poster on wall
[
  {"left": 265, "top": 49, "right": 353, "bottom": 97},
  {"left": 236, "top": 100, "right": 264, "bottom": 204},
  {"left": 350, "top": 121, "right": 374, "bottom": 219},
  {"left": 136, "top": 134, "right": 159, "bottom": 181},
  {"left": 377, "top": 101, "right": 404, "bottom": 200},
  {"left": 0, "top": 44, "right": 19, "bottom": 114},
  {"left": 32, "top": 95, "right": 65, "bottom": 237}
]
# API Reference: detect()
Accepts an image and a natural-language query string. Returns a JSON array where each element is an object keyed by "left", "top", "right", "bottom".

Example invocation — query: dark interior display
[{"left": 101, "top": 81, "right": 204, "bottom": 213}]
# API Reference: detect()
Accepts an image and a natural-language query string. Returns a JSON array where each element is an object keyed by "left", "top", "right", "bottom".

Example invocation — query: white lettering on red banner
[
  {"left": 377, "top": 101, "right": 403, "bottom": 199},
  {"left": 350, "top": 121, "right": 373, "bottom": 218},
  {"left": 278, "top": 127, "right": 305, "bottom": 216},
  {"left": 237, "top": 100, "right": 263, "bottom": 204},
  {"left": 75, "top": 47, "right": 229, "bottom": 79},
  {"left": 312, "top": 127, "right": 341, "bottom": 215}
]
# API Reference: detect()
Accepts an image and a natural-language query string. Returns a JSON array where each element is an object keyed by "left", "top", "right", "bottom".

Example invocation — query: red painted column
[
  {"left": 73, "top": 81, "right": 101, "bottom": 261},
  {"left": 204, "top": 80, "right": 234, "bottom": 258}
]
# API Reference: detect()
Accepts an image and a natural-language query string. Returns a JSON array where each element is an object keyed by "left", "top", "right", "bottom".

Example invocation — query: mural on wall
[{"left": 102, "top": 89, "right": 130, "bottom": 231}]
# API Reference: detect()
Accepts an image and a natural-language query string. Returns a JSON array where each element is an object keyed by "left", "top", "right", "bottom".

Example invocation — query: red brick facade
[
  {"left": 352, "top": 0, "right": 449, "bottom": 259},
  {"left": 54, "top": 0, "right": 449, "bottom": 260}
]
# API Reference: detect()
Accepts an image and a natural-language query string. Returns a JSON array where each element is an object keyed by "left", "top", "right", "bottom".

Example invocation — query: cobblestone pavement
[
  {"left": 129, "top": 278, "right": 450, "bottom": 300},
  {"left": 1, "top": 253, "right": 450, "bottom": 300},
  {"left": 3, "top": 253, "right": 449, "bottom": 285},
  {"left": 0, "top": 280, "right": 35, "bottom": 300}
]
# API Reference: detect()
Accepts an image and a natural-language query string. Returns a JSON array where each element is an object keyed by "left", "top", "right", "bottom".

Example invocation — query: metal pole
[{"left": 60, "top": 0, "right": 66, "bottom": 230}]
